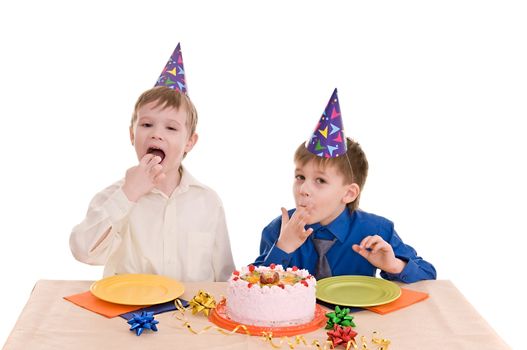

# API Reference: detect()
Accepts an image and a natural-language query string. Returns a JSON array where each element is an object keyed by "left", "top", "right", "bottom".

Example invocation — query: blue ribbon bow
[{"left": 127, "top": 311, "right": 159, "bottom": 336}]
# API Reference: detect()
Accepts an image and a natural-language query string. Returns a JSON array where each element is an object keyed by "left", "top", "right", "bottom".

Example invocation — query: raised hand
[
  {"left": 276, "top": 207, "right": 314, "bottom": 254},
  {"left": 352, "top": 235, "right": 406, "bottom": 274},
  {"left": 122, "top": 154, "right": 166, "bottom": 202}
]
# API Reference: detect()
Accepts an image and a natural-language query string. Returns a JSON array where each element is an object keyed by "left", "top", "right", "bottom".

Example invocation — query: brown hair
[
  {"left": 130, "top": 86, "right": 198, "bottom": 137},
  {"left": 294, "top": 137, "right": 368, "bottom": 212}
]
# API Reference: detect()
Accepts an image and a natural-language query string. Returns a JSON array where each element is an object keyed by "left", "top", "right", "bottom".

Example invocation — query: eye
[
  {"left": 167, "top": 126, "right": 177, "bottom": 131},
  {"left": 295, "top": 174, "right": 305, "bottom": 181},
  {"left": 140, "top": 123, "right": 152, "bottom": 128},
  {"left": 315, "top": 178, "right": 327, "bottom": 184}
]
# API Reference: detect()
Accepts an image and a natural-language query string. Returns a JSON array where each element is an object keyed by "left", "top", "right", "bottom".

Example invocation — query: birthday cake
[{"left": 226, "top": 264, "right": 316, "bottom": 327}]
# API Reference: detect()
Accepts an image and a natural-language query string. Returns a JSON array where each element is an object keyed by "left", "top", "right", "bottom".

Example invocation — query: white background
[{"left": 1, "top": 1, "right": 526, "bottom": 348}]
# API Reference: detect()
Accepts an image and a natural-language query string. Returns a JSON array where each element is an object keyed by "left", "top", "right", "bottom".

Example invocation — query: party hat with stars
[
  {"left": 306, "top": 88, "right": 347, "bottom": 158},
  {"left": 155, "top": 43, "right": 187, "bottom": 93}
]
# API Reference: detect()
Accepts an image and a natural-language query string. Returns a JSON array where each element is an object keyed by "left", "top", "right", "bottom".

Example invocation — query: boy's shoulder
[
  {"left": 353, "top": 209, "right": 395, "bottom": 232},
  {"left": 95, "top": 179, "right": 126, "bottom": 197},
  {"left": 181, "top": 168, "right": 224, "bottom": 205},
  {"left": 86, "top": 179, "right": 127, "bottom": 207}
]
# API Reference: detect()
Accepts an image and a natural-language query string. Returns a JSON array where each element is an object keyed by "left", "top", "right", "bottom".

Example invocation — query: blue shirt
[{"left": 254, "top": 208, "right": 436, "bottom": 283}]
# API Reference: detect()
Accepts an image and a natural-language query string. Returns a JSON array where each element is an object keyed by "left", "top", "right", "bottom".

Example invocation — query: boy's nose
[
  {"left": 299, "top": 183, "right": 311, "bottom": 197},
  {"left": 150, "top": 130, "right": 163, "bottom": 140}
]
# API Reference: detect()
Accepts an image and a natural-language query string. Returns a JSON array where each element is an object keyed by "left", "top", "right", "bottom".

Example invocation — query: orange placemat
[
  {"left": 366, "top": 288, "right": 429, "bottom": 315},
  {"left": 64, "top": 291, "right": 147, "bottom": 318}
]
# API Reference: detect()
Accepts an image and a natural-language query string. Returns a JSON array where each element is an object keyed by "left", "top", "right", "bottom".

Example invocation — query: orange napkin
[
  {"left": 366, "top": 288, "right": 429, "bottom": 315},
  {"left": 64, "top": 291, "right": 147, "bottom": 318}
]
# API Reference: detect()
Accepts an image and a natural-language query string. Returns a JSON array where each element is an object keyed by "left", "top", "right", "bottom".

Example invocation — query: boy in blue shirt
[{"left": 254, "top": 89, "right": 436, "bottom": 283}]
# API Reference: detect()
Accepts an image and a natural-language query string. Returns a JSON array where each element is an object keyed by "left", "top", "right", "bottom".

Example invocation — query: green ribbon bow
[{"left": 325, "top": 305, "right": 356, "bottom": 329}]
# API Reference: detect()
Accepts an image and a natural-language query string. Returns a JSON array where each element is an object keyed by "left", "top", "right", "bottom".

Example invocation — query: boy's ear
[
  {"left": 343, "top": 183, "right": 360, "bottom": 204},
  {"left": 129, "top": 126, "right": 135, "bottom": 145},
  {"left": 184, "top": 133, "right": 199, "bottom": 153}
]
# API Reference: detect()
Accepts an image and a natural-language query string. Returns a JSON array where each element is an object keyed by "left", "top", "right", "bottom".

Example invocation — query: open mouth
[{"left": 147, "top": 147, "right": 166, "bottom": 162}]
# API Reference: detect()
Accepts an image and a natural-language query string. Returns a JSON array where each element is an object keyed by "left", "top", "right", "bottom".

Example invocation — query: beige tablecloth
[{"left": 3, "top": 280, "right": 509, "bottom": 349}]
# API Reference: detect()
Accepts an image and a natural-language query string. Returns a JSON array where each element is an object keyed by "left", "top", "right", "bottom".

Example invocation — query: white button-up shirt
[{"left": 70, "top": 169, "right": 235, "bottom": 282}]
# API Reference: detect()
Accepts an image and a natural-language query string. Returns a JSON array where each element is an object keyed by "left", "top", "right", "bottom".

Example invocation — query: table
[{"left": 3, "top": 280, "right": 509, "bottom": 349}]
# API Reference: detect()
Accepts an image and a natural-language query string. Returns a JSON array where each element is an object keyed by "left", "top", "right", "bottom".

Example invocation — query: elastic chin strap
[{"left": 345, "top": 152, "right": 355, "bottom": 183}]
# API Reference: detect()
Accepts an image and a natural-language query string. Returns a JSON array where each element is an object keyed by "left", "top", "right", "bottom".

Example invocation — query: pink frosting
[{"left": 226, "top": 265, "right": 316, "bottom": 327}]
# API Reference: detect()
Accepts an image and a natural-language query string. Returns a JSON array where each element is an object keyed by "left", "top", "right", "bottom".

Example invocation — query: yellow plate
[
  {"left": 316, "top": 275, "right": 401, "bottom": 307},
  {"left": 90, "top": 274, "right": 185, "bottom": 305}
]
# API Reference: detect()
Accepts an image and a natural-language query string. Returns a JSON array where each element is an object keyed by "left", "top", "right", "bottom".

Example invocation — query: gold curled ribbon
[
  {"left": 183, "top": 321, "right": 251, "bottom": 336},
  {"left": 261, "top": 333, "right": 362, "bottom": 350},
  {"left": 173, "top": 298, "right": 187, "bottom": 320},
  {"left": 261, "top": 332, "right": 309, "bottom": 349},
  {"left": 188, "top": 290, "right": 216, "bottom": 316},
  {"left": 173, "top": 295, "right": 250, "bottom": 336},
  {"left": 371, "top": 331, "right": 391, "bottom": 350},
  {"left": 172, "top": 292, "right": 389, "bottom": 349}
]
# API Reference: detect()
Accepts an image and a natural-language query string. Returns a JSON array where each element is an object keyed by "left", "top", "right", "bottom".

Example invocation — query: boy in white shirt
[{"left": 70, "top": 44, "right": 235, "bottom": 282}]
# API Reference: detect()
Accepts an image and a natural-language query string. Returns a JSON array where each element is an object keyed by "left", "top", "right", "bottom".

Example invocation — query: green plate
[{"left": 316, "top": 275, "right": 401, "bottom": 307}]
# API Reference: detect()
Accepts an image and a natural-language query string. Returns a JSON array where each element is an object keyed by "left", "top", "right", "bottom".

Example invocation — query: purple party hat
[
  {"left": 155, "top": 43, "right": 187, "bottom": 93},
  {"left": 306, "top": 88, "right": 347, "bottom": 158}
]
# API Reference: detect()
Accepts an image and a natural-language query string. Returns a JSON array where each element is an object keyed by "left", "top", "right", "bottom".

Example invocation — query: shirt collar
[
  {"left": 151, "top": 166, "right": 207, "bottom": 197},
  {"left": 178, "top": 167, "right": 207, "bottom": 190},
  {"left": 308, "top": 208, "right": 352, "bottom": 243}
]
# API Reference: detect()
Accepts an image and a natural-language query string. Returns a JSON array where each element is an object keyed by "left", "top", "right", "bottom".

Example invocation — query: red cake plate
[{"left": 209, "top": 299, "right": 327, "bottom": 336}]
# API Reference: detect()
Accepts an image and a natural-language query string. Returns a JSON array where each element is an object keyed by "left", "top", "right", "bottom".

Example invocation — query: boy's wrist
[
  {"left": 276, "top": 238, "right": 298, "bottom": 254},
  {"left": 383, "top": 258, "right": 406, "bottom": 274},
  {"left": 122, "top": 183, "right": 141, "bottom": 202}
]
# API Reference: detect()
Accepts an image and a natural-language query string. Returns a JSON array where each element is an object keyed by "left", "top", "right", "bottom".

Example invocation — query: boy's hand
[
  {"left": 122, "top": 154, "right": 166, "bottom": 202},
  {"left": 352, "top": 235, "right": 407, "bottom": 274},
  {"left": 276, "top": 207, "right": 314, "bottom": 254}
]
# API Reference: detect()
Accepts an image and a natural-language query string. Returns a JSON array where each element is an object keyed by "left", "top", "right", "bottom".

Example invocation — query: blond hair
[
  {"left": 294, "top": 138, "right": 368, "bottom": 212},
  {"left": 131, "top": 86, "right": 198, "bottom": 137}
]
